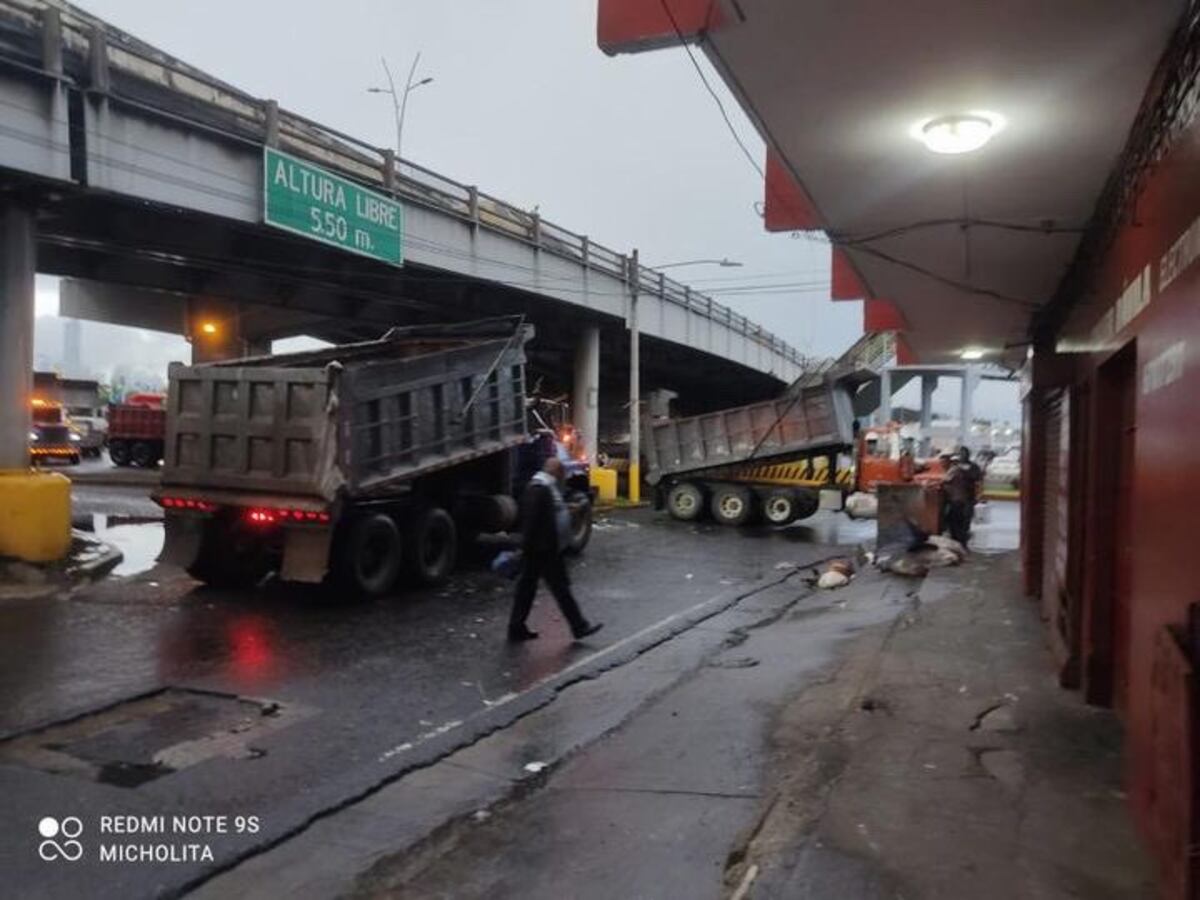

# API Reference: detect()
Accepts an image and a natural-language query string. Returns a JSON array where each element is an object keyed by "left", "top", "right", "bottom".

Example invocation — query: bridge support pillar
[
  {"left": 572, "top": 325, "right": 600, "bottom": 464},
  {"left": 919, "top": 375, "right": 936, "bottom": 456},
  {"left": 874, "top": 368, "right": 893, "bottom": 425},
  {"left": 0, "top": 201, "right": 71, "bottom": 563},
  {"left": 959, "top": 368, "right": 977, "bottom": 449}
]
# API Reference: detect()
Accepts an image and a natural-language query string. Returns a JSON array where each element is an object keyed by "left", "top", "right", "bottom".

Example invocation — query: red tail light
[
  {"left": 159, "top": 497, "right": 217, "bottom": 513},
  {"left": 244, "top": 507, "right": 331, "bottom": 526}
]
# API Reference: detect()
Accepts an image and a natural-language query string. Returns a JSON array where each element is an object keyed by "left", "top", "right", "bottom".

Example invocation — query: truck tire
[
  {"left": 666, "top": 481, "right": 705, "bottom": 522},
  {"left": 564, "top": 497, "right": 593, "bottom": 555},
  {"left": 337, "top": 513, "right": 403, "bottom": 597},
  {"left": 131, "top": 441, "right": 156, "bottom": 468},
  {"left": 793, "top": 488, "right": 821, "bottom": 521},
  {"left": 710, "top": 484, "right": 755, "bottom": 527},
  {"left": 762, "top": 488, "right": 799, "bottom": 525},
  {"left": 109, "top": 440, "right": 131, "bottom": 467},
  {"left": 405, "top": 507, "right": 457, "bottom": 586},
  {"left": 187, "top": 521, "right": 272, "bottom": 589}
]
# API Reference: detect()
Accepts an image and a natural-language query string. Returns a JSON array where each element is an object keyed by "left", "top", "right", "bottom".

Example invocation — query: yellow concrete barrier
[
  {"left": 589, "top": 466, "right": 618, "bottom": 503},
  {"left": 0, "top": 470, "right": 71, "bottom": 562}
]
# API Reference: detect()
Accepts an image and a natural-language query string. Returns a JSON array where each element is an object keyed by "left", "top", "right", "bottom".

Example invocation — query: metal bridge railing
[{"left": 0, "top": 0, "right": 812, "bottom": 371}]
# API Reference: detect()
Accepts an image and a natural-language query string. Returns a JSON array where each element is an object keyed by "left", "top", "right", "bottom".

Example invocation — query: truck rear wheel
[
  {"left": 793, "top": 488, "right": 821, "bottom": 521},
  {"left": 109, "top": 440, "right": 131, "bottom": 466},
  {"left": 187, "top": 520, "right": 273, "bottom": 589},
  {"left": 667, "top": 481, "right": 705, "bottom": 521},
  {"left": 762, "top": 489, "right": 799, "bottom": 525},
  {"left": 405, "top": 507, "right": 457, "bottom": 586},
  {"left": 131, "top": 441, "right": 156, "bottom": 468},
  {"left": 337, "top": 513, "right": 403, "bottom": 597},
  {"left": 564, "top": 497, "right": 593, "bottom": 555},
  {"left": 711, "top": 484, "right": 755, "bottom": 527}
]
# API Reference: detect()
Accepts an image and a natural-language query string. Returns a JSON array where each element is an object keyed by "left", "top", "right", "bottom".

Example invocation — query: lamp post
[
  {"left": 652, "top": 258, "right": 743, "bottom": 270},
  {"left": 368, "top": 54, "right": 433, "bottom": 160}
]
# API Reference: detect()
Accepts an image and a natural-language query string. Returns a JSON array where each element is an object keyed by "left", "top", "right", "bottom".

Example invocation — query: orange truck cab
[
  {"left": 855, "top": 422, "right": 947, "bottom": 493},
  {"left": 29, "top": 398, "right": 82, "bottom": 465}
]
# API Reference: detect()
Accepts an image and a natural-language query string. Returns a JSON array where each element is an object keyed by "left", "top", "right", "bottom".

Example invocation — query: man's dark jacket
[{"left": 520, "top": 479, "right": 560, "bottom": 555}]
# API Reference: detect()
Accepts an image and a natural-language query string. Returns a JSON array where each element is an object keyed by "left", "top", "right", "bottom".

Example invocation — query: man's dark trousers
[
  {"left": 945, "top": 502, "right": 971, "bottom": 545},
  {"left": 509, "top": 549, "right": 587, "bottom": 635}
]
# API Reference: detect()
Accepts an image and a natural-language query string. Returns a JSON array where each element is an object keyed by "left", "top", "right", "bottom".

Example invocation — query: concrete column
[
  {"left": 0, "top": 203, "right": 36, "bottom": 469},
  {"left": 875, "top": 368, "right": 892, "bottom": 426},
  {"left": 919, "top": 375, "right": 936, "bottom": 456},
  {"left": 628, "top": 249, "right": 641, "bottom": 503},
  {"left": 572, "top": 325, "right": 600, "bottom": 464},
  {"left": 959, "top": 367, "right": 976, "bottom": 449}
]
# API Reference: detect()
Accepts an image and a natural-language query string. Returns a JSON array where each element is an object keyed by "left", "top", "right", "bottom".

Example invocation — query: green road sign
[{"left": 263, "top": 147, "right": 404, "bottom": 266}]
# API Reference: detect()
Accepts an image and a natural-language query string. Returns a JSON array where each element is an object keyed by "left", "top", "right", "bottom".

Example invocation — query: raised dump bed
[{"left": 162, "top": 319, "right": 531, "bottom": 502}]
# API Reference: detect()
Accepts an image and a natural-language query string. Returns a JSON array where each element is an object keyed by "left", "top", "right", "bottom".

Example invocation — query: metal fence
[{"left": 0, "top": 0, "right": 815, "bottom": 371}]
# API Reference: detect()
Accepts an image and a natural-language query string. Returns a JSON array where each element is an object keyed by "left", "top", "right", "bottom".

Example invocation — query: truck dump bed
[
  {"left": 643, "top": 374, "right": 864, "bottom": 485},
  {"left": 161, "top": 320, "right": 531, "bottom": 502}
]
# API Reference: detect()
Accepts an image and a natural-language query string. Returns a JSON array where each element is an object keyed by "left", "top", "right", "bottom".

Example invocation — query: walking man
[{"left": 508, "top": 457, "right": 603, "bottom": 642}]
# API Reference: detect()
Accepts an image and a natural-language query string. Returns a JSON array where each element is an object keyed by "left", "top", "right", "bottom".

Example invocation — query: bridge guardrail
[{"left": 0, "top": 0, "right": 813, "bottom": 371}]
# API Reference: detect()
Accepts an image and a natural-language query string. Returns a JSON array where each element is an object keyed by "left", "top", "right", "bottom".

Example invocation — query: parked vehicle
[
  {"left": 985, "top": 447, "right": 1021, "bottom": 489},
  {"left": 60, "top": 378, "right": 107, "bottom": 458},
  {"left": 29, "top": 399, "right": 81, "bottom": 465},
  {"left": 107, "top": 394, "right": 166, "bottom": 468},
  {"left": 155, "top": 319, "right": 593, "bottom": 595}
]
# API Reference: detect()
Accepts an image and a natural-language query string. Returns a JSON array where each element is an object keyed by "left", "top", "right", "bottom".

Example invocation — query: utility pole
[{"left": 628, "top": 248, "right": 640, "bottom": 504}]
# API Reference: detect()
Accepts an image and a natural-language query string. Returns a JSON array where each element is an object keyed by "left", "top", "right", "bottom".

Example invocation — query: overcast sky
[{"left": 41, "top": 0, "right": 1017, "bottom": 421}]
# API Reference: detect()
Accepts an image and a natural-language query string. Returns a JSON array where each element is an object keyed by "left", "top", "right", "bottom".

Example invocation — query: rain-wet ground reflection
[{"left": 84, "top": 514, "right": 164, "bottom": 576}]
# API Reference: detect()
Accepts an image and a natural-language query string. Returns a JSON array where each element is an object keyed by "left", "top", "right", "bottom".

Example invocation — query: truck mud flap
[
  {"left": 281, "top": 528, "right": 334, "bottom": 584},
  {"left": 160, "top": 514, "right": 204, "bottom": 568}
]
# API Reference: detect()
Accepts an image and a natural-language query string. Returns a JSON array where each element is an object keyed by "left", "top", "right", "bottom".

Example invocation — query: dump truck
[
  {"left": 107, "top": 394, "right": 166, "bottom": 467},
  {"left": 155, "top": 319, "right": 593, "bottom": 595},
  {"left": 644, "top": 371, "right": 877, "bottom": 526}
]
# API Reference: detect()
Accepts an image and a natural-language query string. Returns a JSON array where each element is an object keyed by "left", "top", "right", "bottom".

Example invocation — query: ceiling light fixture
[
  {"left": 913, "top": 112, "right": 1004, "bottom": 155},
  {"left": 960, "top": 348, "right": 985, "bottom": 360}
]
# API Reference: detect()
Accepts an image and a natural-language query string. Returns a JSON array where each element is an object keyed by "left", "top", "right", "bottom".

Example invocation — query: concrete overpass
[{"left": 0, "top": 0, "right": 821, "bottom": 488}]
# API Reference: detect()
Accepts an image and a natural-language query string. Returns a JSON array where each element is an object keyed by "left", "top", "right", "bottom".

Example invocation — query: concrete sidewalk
[{"left": 348, "top": 554, "right": 1151, "bottom": 899}]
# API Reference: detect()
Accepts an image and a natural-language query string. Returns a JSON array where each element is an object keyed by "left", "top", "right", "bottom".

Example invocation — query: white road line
[{"left": 374, "top": 575, "right": 791, "bottom": 765}]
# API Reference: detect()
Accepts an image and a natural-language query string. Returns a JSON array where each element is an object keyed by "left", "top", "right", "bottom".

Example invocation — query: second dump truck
[
  {"left": 644, "top": 370, "right": 877, "bottom": 526},
  {"left": 156, "top": 320, "right": 592, "bottom": 595}
]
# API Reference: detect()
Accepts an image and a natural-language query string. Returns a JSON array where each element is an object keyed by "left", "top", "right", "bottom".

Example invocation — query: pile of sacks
[
  {"left": 815, "top": 557, "right": 856, "bottom": 589},
  {"left": 876, "top": 533, "right": 967, "bottom": 577}
]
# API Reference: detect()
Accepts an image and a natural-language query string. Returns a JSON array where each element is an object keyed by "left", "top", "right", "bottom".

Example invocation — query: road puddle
[{"left": 89, "top": 514, "right": 164, "bottom": 576}]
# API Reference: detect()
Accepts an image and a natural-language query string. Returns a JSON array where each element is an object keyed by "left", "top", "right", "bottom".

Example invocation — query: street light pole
[
  {"left": 370, "top": 55, "right": 433, "bottom": 161},
  {"left": 378, "top": 57, "right": 402, "bottom": 157}
]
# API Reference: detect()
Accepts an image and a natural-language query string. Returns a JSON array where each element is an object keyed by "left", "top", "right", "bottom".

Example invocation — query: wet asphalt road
[{"left": 1, "top": 484, "right": 873, "bottom": 899}]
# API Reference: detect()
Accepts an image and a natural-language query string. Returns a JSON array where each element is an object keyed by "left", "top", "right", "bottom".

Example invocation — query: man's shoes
[
  {"left": 507, "top": 627, "right": 540, "bottom": 642},
  {"left": 572, "top": 621, "right": 604, "bottom": 641}
]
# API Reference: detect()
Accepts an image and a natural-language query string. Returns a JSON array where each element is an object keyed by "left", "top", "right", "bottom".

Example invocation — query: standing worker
[
  {"left": 508, "top": 457, "right": 603, "bottom": 643},
  {"left": 942, "top": 446, "right": 983, "bottom": 546}
]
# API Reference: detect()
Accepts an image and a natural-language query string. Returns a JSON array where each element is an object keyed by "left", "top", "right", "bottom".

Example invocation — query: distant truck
[
  {"left": 155, "top": 320, "right": 593, "bottom": 595},
  {"left": 29, "top": 398, "right": 82, "bottom": 465},
  {"left": 107, "top": 393, "right": 166, "bottom": 467},
  {"left": 643, "top": 372, "right": 869, "bottom": 526},
  {"left": 60, "top": 377, "right": 107, "bottom": 458}
]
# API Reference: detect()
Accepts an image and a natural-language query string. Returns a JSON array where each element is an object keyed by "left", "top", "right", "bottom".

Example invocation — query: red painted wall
[
  {"left": 598, "top": 0, "right": 727, "bottom": 54},
  {"left": 831, "top": 247, "right": 868, "bottom": 300},
  {"left": 763, "top": 149, "right": 822, "bottom": 232},
  {"left": 1044, "top": 105, "right": 1200, "bottom": 895}
]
